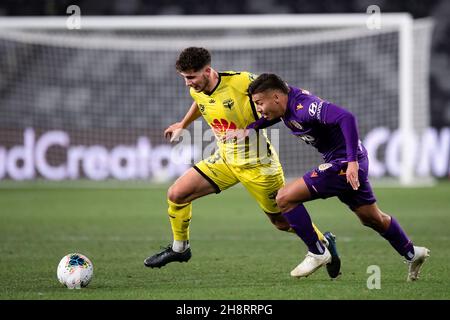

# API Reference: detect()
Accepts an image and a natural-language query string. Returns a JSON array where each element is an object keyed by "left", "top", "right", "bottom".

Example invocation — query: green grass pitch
[{"left": 1, "top": 181, "right": 449, "bottom": 300}]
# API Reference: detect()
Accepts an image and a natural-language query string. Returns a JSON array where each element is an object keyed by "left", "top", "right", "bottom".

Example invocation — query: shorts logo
[
  {"left": 268, "top": 190, "right": 278, "bottom": 200},
  {"left": 289, "top": 120, "right": 303, "bottom": 130},
  {"left": 318, "top": 163, "right": 332, "bottom": 171},
  {"left": 309, "top": 102, "right": 318, "bottom": 116}
]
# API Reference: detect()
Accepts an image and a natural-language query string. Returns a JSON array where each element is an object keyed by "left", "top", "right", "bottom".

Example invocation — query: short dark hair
[
  {"left": 175, "top": 47, "right": 211, "bottom": 72},
  {"left": 248, "top": 73, "right": 289, "bottom": 95}
]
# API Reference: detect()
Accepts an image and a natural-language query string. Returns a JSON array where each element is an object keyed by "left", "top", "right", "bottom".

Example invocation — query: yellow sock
[
  {"left": 312, "top": 223, "right": 325, "bottom": 242},
  {"left": 167, "top": 199, "right": 192, "bottom": 241},
  {"left": 287, "top": 223, "right": 324, "bottom": 242}
]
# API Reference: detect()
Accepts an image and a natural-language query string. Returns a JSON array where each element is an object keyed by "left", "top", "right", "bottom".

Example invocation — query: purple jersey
[{"left": 249, "top": 86, "right": 366, "bottom": 163}]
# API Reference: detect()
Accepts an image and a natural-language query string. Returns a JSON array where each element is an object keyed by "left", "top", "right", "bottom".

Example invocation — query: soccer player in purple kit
[{"left": 246, "top": 73, "right": 430, "bottom": 281}]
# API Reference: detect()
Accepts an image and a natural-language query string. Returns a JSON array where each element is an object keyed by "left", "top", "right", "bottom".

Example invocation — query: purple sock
[
  {"left": 282, "top": 204, "right": 325, "bottom": 255},
  {"left": 381, "top": 216, "right": 415, "bottom": 260}
]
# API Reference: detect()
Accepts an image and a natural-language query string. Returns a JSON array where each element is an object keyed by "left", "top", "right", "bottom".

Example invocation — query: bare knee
[
  {"left": 354, "top": 205, "right": 390, "bottom": 233},
  {"left": 275, "top": 188, "right": 297, "bottom": 213},
  {"left": 359, "top": 216, "right": 382, "bottom": 229},
  {"left": 167, "top": 184, "right": 189, "bottom": 204}
]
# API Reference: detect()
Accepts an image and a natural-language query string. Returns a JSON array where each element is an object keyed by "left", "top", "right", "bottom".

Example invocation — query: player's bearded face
[
  {"left": 252, "top": 91, "right": 282, "bottom": 120},
  {"left": 180, "top": 69, "right": 210, "bottom": 92}
]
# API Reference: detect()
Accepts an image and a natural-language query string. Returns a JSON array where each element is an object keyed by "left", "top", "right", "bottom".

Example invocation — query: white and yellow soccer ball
[{"left": 57, "top": 253, "right": 93, "bottom": 289}]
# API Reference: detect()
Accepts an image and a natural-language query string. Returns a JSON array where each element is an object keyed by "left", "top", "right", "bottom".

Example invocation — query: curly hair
[{"left": 175, "top": 47, "right": 211, "bottom": 72}]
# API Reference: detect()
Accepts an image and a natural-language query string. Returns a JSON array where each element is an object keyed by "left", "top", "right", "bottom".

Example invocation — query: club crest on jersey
[
  {"left": 198, "top": 104, "right": 206, "bottom": 114},
  {"left": 222, "top": 98, "right": 234, "bottom": 109},
  {"left": 309, "top": 102, "right": 318, "bottom": 116},
  {"left": 318, "top": 163, "right": 332, "bottom": 171},
  {"left": 296, "top": 103, "right": 304, "bottom": 110},
  {"left": 289, "top": 120, "right": 303, "bottom": 130}
]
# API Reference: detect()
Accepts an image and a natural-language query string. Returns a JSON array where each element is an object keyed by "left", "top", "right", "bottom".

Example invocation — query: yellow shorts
[{"left": 193, "top": 150, "right": 285, "bottom": 214}]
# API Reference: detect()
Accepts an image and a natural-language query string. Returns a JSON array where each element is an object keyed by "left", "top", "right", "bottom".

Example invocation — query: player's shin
[
  {"left": 167, "top": 199, "right": 192, "bottom": 253},
  {"left": 282, "top": 204, "right": 326, "bottom": 255},
  {"left": 380, "top": 216, "right": 415, "bottom": 260}
]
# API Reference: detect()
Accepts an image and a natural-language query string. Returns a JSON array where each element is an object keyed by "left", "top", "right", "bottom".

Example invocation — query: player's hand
[
  {"left": 346, "top": 161, "right": 360, "bottom": 190},
  {"left": 164, "top": 122, "right": 184, "bottom": 143}
]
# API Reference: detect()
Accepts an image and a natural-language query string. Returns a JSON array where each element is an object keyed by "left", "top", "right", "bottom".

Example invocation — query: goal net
[{"left": 0, "top": 14, "right": 434, "bottom": 185}]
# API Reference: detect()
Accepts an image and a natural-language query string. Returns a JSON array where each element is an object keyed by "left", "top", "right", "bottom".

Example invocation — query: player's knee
[
  {"left": 275, "top": 189, "right": 293, "bottom": 212},
  {"left": 354, "top": 205, "right": 388, "bottom": 232},
  {"left": 167, "top": 184, "right": 189, "bottom": 204},
  {"left": 358, "top": 214, "right": 385, "bottom": 232}
]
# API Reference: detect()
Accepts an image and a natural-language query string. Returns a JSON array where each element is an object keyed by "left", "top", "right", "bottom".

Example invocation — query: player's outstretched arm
[
  {"left": 246, "top": 117, "right": 281, "bottom": 130},
  {"left": 164, "top": 101, "right": 202, "bottom": 142}
]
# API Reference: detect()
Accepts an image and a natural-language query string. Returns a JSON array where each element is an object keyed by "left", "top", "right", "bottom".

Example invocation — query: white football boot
[
  {"left": 407, "top": 246, "right": 430, "bottom": 282},
  {"left": 291, "top": 246, "right": 332, "bottom": 278}
]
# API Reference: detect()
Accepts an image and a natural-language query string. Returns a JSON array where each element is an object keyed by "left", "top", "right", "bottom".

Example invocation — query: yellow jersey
[{"left": 190, "top": 71, "right": 275, "bottom": 166}]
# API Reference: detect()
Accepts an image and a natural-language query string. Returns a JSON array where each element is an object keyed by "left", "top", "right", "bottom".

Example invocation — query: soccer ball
[{"left": 57, "top": 253, "right": 93, "bottom": 289}]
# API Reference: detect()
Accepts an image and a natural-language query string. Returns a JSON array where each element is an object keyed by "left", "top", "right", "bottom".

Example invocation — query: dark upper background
[{"left": 1, "top": 0, "right": 449, "bottom": 128}]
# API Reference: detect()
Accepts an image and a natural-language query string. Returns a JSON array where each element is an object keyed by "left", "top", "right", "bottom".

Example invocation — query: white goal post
[{"left": 0, "top": 14, "right": 434, "bottom": 186}]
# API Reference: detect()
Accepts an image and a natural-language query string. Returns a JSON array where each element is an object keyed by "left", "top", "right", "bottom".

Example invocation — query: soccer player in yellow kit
[{"left": 144, "top": 47, "right": 341, "bottom": 278}]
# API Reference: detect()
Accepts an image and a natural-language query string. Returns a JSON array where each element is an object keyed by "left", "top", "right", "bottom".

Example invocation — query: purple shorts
[{"left": 302, "top": 157, "right": 376, "bottom": 210}]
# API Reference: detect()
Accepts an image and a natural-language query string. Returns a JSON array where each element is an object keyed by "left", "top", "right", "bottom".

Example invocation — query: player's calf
[{"left": 265, "top": 212, "right": 291, "bottom": 231}]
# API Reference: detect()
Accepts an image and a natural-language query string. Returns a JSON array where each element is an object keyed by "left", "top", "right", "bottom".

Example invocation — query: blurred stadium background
[
  {"left": 0, "top": 0, "right": 449, "bottom": 183},
  {"left": 0, "top": 0, "right": 449, "bottom": 300}
]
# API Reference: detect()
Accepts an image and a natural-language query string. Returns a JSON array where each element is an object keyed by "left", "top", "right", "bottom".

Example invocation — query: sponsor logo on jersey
[
  {"left": 222, "top": 98, "right": 234, "bottom": 110},
  {"left": 316, "top": 101, "right": 323, "bottom": 120},
  {"left": 318, "top": 163, "right": 333, "bottom": 171},
  {"left": 309, "top": 102, "right": 318, "bottom": 117},
  {"left": 289, "top": 120, "right": 303, "bottom": 130},
  {"left": 296, "top": 103, "right": 304, "bottom": 110},
  {"left": 209, "top": 99, "right": 216, "bottom": 104},
  {"left": 210, "top": 118, "right": 237, "bottom": 134}
]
